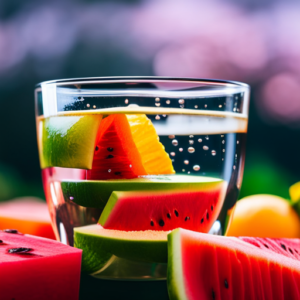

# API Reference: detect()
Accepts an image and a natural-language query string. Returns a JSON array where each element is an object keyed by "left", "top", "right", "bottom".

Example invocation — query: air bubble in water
[
  {"left": 169, "top": 135, "right": 175, "bottom": 139},
  {"left": 184, "top": 160, "right": 189, "bottom": 165},
  {"left": 87, "top": 104, "right": 90, "bottom": 108},
  {"left": 189, "top": 140, "right": 194, "bottom": 145},
  {"left": 204, "top": 104, "right": 207, "bottom": 108},
  {"left": 163, "top": 114, "right": 166, "bottom": 117},
  {"left": 205, "top": 136, "right": 209, "bottom": 140},
  {"left": 219, "top": 105, "right": 222, "bottom": 108},
  {"left": 193, "top": 165, "right": 200, "bottom": 171},
  {"left": 188, "top": 171, "right": 190, "bottom": 174},
  {"left": 233, "top": 165, "right": 236, "bottom": 170},
  {"left": 179, "top": 99, "right": 185, "bottom": 104},
  {"left": 129, "top": 165, "right": 132, "bottom": 168},
  {"left": 221, "top": 135, "right": 224, "bottom": 137},
  {"left": 155, "top": 98, "right": 160, "bottom": 102},
  {"left": 188, "top": 147, "right": 195, "bottom": 153},
  {"left": 189, "top": 135, "right": 194, "bottom": 138},
  {"left": 170, "top": 152, "right": 176, "bottom": 156},
  {"left": 125, "top": 99, "right": 129, "bottom": 104},
  {"left": 179, "top": 148, "right": 183, "bottom": 152},
  {"left": 108, "top": 169, "right": 111, "bottom": 173},
  {"left": 223, "top": 149, "right": 225, "bottom": 152},
  {"left": 182, "top": 169, "right": 185, "bottom": 172},
  {"left": 155, "top": 115, "right": 160, "bottom": 120},
  {"left": 211, "top": 150, "right": 216, "bottom": 156},
  {"left": 222, "top": 140, "right": 225, "bottom": 144},
  {"left": 172, "top": 139, "right": 178, "bottom": 146},
  {"left": 237, "top": 141, "right": 240, "bottom": 144},
  {"left": 166, "top": 100, "right": 170, "bottom": 104},
  {"left": 198, "top": 139, "right": 202, "bottom": 143},
  {"left": 203, "top": 146, "right": 209, "bottom": 150},
  {"left": 155, "top": 103, "right": 161, "bottom": 107},
  {"left": 194, "top": 105, "right": 198, "bottom": 108}
]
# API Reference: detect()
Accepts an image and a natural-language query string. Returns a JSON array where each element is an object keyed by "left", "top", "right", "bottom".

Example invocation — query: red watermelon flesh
[
  {"left": 0, "top": 230, "right": 82, "bottom": 300},
  {"left": 87, "top": 114, "right": 147, "bottom": 180},
  {"left": 99, "top": 180, "right": 227, "bottom": 232},
  {"left": 167, "top": 228, "right": 300, "bottom": 300}
]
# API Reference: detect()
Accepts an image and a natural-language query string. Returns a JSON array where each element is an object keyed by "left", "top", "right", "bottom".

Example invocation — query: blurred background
[{"left": 0, "top": 0, "right": 300, "bottom": 202}]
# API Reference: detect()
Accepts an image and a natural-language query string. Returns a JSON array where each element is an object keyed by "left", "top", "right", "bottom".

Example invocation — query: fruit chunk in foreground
[
  {"left": 168, "top": 228, "right": 300, "bottom": 300},
  {"left": 0, "top": 230, "right": 82, "bottom": 300}
]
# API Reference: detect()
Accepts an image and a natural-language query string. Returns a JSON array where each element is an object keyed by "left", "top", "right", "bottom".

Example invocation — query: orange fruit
[{"left": 226, "top": 194, "right": 300, "bottom": 238}]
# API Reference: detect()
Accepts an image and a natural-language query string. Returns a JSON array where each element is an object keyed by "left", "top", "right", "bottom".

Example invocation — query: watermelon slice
[
  {"left": 87, "top": 114, "right": 147, "bottom": 180},
  {"left": 99, "top": 181, "right": 227, "bottom": 232},
  {"left": 0, "top": 198, "right": 55, "bottom": 239},
  {"left": 74, "top": 224, "right": 168, "bottom": 273},
  {"left": 168, "top": 228, "right": 300, "bottom": 300},
  {"left": 0, "top": 230, "right": 82, "bottom": 300}
]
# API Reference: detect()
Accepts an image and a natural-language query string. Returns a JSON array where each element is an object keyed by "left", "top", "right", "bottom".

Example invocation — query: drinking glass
[{"left": 35, "top": 77, "right": 250, "bottom": 280}]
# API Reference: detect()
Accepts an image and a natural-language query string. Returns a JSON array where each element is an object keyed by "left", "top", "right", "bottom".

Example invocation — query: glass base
[{"left": 92, "top": 256, "right": 167, "bottom": 281}]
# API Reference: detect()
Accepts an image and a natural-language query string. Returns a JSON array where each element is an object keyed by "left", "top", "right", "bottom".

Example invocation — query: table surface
[{"left": 80, "top": 274, "right": 170, "bottom": 300}]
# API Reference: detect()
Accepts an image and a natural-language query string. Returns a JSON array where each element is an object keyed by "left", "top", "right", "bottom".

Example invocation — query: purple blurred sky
[{"left": 0, "top": 0, "right": 300, "bottom": 125}]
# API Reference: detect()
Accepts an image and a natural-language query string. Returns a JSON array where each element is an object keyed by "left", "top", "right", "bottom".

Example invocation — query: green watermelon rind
[
  {"left": 61, "top": 175, "right": 224, "bottom": 208},
  {"left": 74, "top": 224, "right": 168, "bottom": 273},
  {"left": 167, "top": 229, "right": 188, "bottom": 300}
]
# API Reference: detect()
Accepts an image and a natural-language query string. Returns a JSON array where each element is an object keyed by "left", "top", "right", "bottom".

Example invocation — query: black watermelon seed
[
  {"left": 0, "top": 240, "right": 3, "bottom": 243},
  {"left": 212, "top": 289, "right": 215, "bottom": 300},
  {"left": 159, "top": 220, "right": 165, "bottom": 227},
  {"left": 211, "top": 205, "right": 213, "bottom": 211},
  {"left": 174, "top": 210, "right": 179, "bottom": 217},
  {"left": 167, "top": 213, "right": 171, "bottom": 219},
  {"left": 201, "top": 218, "right": 204, "bottom": 224},
  {"left": 95, "top": 146, "right": 99, "bottom": 151},
  {"left": 206, "top": 212, "right": 209, "bottom": 220},
  {"left": 8, "top": 248, "right": 32, "bottom": 254},
  {"left": 150, "top": 221, "right": 154, "bottom": 226},
  {"left": 185, "top": 216, "right": 190, "bottom": 221},
  {"left": 281, "top": 244, "right": 287, "bottom": 251},
  {"left": 224, "top": 279, "right": 229, "bottom": 289},
  {"left": 114, "top": 172, "right": 122, "bottom": 175},
  {"left": 264, "top": 244, "right": 269, "bottom": 249},
  {"left": 289, "top": 248, "right": 294, "bottom": 254},
  {"left": 3, "top": 229, "right": 18, "bottom": 234},
  {"left": 107, "top": 147, "right": 114, "bottom": 152},
  {"left": 295, "top": 249, "right": 299, "bottom": 254},
  {"left": 106, "top": 155, "right": 114, "bottom": 159}
]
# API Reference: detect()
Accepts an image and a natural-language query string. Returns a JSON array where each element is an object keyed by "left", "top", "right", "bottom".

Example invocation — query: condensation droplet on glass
[
  {"left": 108, "top": 169, "right": 111, "bottom": 173},
  {"left": 170, "top": 152, "right": 176, "bottom": 156},
  {"left": 125, "top": 99, "right": 129, "bottom": 104},
  {"left": 205, "top": 136, "right": 209, "bottom": 140},
  {"left": 93, "top": 105, "right": 96, "bottom": 109},
  {"left": 171, "top": 159, "right": 175, "bottom": 162},
  {"left": 223, "top": 149, "right": 225, "bottom": 152},
  {"left": 198, "top": 138, "right": 202, "bottom": 143},
  {"left": 69, "top": 196, "right": 74, "bottom": 201},
  {"left": 155, "top": 98, "right": 160, "bottom": 102},
  {"left": 237, "top": 141, "right": 240, "bottom": 144},
  {"left": 169, "top": 135, "right": 175, "bottom": 139},
  {"left": 204, "top": 104, "right": 207, "bottom": 108},
  {"left": 188, "top": 147, "right": 195, "bottom": 153},
  {"left": 189, "top": 140, "right": 194, "bottom": 145},
  {"left": 222, "top": 158, "right": 224, "bottom": 161},
  {"left": 235, "top": 96, "right": 238, "bottom": 100},
  {"left": 194, "top": 105, "right": 198, "bottom": 108},
  {"left": 87, "top": 104, "right": 90, "bottom": 108},
  {"left": 233, "top": 165, "right": 236, "bottom": 170},
  {"left": 203, "top": 146, "right": 209, "bottom": 150},
  {"left": 233, "top": 108, "right": 237, "bottom": 112},
  {"left": 182, "top": 169, "right": 185, "bottom": 172},
  {"left": 163, "top": 114, "right": 166, "bottom": 117},
  {"left": 211, "top": 150, "right": 216, "bottom": 156},
  {"left": 237, "top": 108, "right": 240, "bottom": 112},
  {"left": 179, "top": 148, "right": 183, "bottom": 152},
  {"left": 155, "top": 103, "right": 161, "bottom": 107},
  {"left": 184, "top": 160, "right": 189, "bottom": 165},
  {"left": 155, "top": 115, "right": 160, "bottom": 120},
  {"left": 193, "top": 165, "right": 200, "bottom": 171},
  {"left": 235, "top": 154, "right": 238, "bottom": 157},
  {"left": 179, "top": 99, "right": 185, "bottom": 104},
  {"left": 189, "top": 135, "right": 194, "bottom": 138},
  {"left": 180, "top": 105, "right": 184, "bottom": 108},
  {"left": 219, "top": 105, "right": 222, "bottom": 108},
  {"left": 222, "top": 140, "right": 225, "bottom": 144},
  {"left": 129, "top": 165, "right": 132, "bottom": 168},
  {"left": 221, "top": 135, "right": 224, "bottom": 137},
  {"left": 172, "top": 139, "right": 178, "bottom": 146},
  {"left": 188, "top": 171, "right": 190, "bottom": 174},
  {"left": 166, "top": 100, "right": 170, "bottom": 104}
]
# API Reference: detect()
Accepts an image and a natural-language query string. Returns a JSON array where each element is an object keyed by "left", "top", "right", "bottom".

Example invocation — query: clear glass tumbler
[{"left": 35, "top": 77, "right": 250, "bottom": 280}]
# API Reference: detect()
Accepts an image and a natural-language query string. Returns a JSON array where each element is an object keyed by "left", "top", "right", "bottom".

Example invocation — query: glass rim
[{"left": 35, "top": 76, "right": 250, "bottom": 91}]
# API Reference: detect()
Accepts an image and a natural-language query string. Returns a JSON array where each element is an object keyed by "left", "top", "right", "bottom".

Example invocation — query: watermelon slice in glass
[
  {"left": 168, "top": 228, "right": 300, "bottom": 300},
  {"left": 0, "top": 230, "right": 82, "bottom": 300}
]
